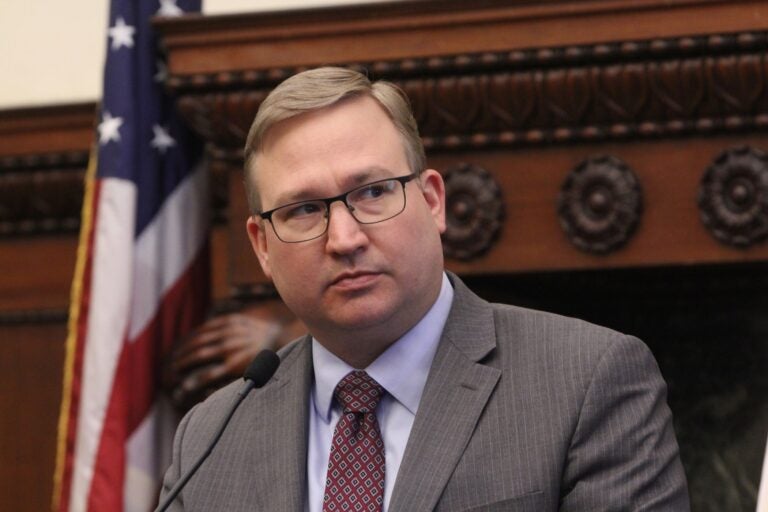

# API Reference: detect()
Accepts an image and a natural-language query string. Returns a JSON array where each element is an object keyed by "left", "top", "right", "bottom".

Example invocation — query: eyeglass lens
[{"left": 270, "top": 177, "right": 408, "bottom": 242}]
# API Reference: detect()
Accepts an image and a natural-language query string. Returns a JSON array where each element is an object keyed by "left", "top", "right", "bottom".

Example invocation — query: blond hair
[{"left": 243, "top": 67, "right": 426, "bottom": 212}]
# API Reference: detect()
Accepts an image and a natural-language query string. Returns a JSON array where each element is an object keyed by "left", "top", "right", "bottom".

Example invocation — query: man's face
[{"left": 246, "top": 95, "right": 446, "bottom": 356}]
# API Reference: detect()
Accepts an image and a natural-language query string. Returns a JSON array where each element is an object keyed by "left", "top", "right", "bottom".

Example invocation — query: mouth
[{"left": 330, "top": 270, "right": 381, "bottom": 290}]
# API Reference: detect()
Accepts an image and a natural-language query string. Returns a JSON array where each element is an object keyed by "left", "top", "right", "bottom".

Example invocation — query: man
[{"left": 160, "top": 67, "right": 689, "bottom": 511}]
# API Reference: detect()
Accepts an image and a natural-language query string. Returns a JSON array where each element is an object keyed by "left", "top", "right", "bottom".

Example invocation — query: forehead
[{"left": 254, "top": 96, "right": 409, "bottom": 205}]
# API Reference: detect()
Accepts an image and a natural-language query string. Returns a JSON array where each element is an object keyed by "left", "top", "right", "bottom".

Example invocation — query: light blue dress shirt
[{"left": 306, "top": 273, "right": 454, "bottom": 512}]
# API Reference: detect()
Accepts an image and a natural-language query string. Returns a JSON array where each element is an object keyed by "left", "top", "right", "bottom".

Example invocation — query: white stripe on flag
[
  {"left": 70, "top": 178, "right": 137, "bottom": 512},
  {"left": 124, "top": 396, "right": 177, "bottom": 512},
  {"left": 128, "top": 163, "right": 209, "bottom": 341}
]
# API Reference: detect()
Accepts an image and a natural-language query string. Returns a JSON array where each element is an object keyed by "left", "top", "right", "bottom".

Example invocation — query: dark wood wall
[
  {"left": 157, "top": 0, "right": 768, "bottom": 286},
  {"left": 0, "top": 105, "right": 90, "bottom": 512},
  {"left": 2, "top": 1, "right": 768, "bottom": 510}
]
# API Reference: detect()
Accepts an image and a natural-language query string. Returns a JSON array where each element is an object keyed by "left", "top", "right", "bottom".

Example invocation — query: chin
[{"left": 328, "top": 300, "right": 400, "bottom": 331}]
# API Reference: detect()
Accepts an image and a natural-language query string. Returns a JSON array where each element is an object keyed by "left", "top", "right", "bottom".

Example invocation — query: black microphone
[{"left": 155, "top": 349, "right": 281, "bottom": 512}]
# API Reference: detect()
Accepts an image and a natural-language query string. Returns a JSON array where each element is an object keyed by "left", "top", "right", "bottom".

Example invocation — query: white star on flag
[
  {"left": 151, "top": 124, "right": 176, "bottom": 153},
  {"left": 98, "top": 112, "right": 124, "bottom": 145},
  {"left": 108, "top": 17, "right": 135, "bottom": 50},
  {"left": 157, "top": 0, "right": 183, "bottom": 17}
]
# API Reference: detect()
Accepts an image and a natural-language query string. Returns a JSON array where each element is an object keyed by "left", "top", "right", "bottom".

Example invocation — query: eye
[
  {"left": 281, "top": 201, "right": 323, "bottom": 220},
  {"left": 354, "top": 180, "right": 396, "bottom": 201}
]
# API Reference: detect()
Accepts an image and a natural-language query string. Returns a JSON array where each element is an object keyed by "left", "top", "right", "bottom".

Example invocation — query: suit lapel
[
  {"left": 246, "top": 338, "right": 313, "bottom": 512},
  {"left": 389, "top": 275, "right": 501, "bottom": 512}
]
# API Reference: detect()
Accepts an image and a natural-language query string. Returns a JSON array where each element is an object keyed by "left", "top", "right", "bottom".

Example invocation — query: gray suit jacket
[{"left": 160, "top": 274, "right": 689, "bottom": 511}]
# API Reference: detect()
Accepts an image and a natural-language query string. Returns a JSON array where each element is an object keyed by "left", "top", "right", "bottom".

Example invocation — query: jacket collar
[{"left": 388, "top": 272, "right": 501, "bottom": 512}]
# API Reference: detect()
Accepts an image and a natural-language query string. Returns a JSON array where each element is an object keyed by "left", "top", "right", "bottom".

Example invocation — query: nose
[{"left": 325, "top": 200, "right": 368, "bottom": 256}]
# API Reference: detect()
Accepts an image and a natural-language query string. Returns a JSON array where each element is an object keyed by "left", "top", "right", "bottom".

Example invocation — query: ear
[
  {"left": 246, "top": 216, "right": 273, "bottom": 280},
  {"left": 419, "top": 169, "right": 447, "bottom": 234}
]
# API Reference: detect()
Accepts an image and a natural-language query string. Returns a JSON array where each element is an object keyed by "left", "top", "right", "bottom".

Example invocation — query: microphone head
[{"left": 243, "top": 350, "right": 280, "bottom": 388}]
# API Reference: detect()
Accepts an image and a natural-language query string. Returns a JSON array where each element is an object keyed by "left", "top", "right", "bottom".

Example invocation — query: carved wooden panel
[
  {"left": 155, "top": 0, "right": 768, "bottom": 292},
  {"left": 156, "top": 0, "right": 768, "bottom": 78},
  {"left": 166, "top": 32, "right": 768, "bottom": 155},
  {"left": 0, "top": 104, "right": 94, "bottom": 314},
  {"left": 0, "top": 153, "right": 87, "bottom": 237},
  {"left": 699, "top": 145, "right": 768, "bottom": 248},
  {"left": 442, "top": 163, "right": 504, "bottom": 261},
  {"left": 558, "top": 155, "right": 643, "bottom": 254}
]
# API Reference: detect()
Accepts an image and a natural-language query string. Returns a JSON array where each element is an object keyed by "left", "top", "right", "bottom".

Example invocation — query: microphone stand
[{"left": 155, "top": 350, "right": 280, "bottom": 512}]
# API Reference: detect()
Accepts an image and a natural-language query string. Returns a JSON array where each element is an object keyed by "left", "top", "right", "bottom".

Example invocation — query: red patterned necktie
[{"left": 323, "top": 370, "right": 386, "bottom": 512}]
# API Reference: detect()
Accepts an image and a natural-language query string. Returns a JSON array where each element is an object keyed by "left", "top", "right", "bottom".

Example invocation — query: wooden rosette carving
[
  {"left": 698, "top": 146, "right": 768, "bottom": 248},
  {"left": 441, "top": 163, "right": 504, "bottom": 261},
  {"left": 558, "top": 155, "right": 643, "bottom": 254}
]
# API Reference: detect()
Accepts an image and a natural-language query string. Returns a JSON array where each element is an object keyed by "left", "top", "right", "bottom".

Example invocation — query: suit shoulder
[
  {"left": 491, "top": 301, "right": 635, "bottom": 348},
  {"left": 485, "top": 302, "right": 663, "bottom": 424},
  {"left": 181, "top": 337, "right": 309, "bottom": 436},
  {"left": 487, "top": 302, "right": 655, "bottom": 386}
]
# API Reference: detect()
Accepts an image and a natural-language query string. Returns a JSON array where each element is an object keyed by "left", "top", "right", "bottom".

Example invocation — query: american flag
[{"left": 53, "top": 1, "right": 208, "bottom": 510}]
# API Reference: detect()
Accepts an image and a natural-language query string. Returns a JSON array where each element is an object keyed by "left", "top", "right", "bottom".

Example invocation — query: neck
[{"left": 312, "top": 324, "right": 404, "bottom": 369}]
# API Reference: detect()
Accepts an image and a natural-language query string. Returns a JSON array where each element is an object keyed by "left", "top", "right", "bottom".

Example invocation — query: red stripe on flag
[
  {"left": 86, "top": 241, "right": 210, "bottom": 510},
  {"left": 57, "top": 179, "right": 103, "bottom": 512}
]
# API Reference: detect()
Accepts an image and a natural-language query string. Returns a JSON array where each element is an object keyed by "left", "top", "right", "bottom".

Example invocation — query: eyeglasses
[{"left": 258, "top": 174, "right": 417, "bottom": 243}]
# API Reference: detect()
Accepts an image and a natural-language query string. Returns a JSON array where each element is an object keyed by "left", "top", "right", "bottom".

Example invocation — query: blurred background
[{"left": 1, "top": 1, "right": 767, "bottom": 511}]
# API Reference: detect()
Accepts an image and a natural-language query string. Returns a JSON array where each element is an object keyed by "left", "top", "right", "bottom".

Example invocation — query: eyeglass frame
[{"left": 256, "top": 173, "right": 418, "bottom": 243}]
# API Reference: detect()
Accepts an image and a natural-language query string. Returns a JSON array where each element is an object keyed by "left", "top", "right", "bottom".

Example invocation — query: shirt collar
[{"left": 312, "top": 273, "right": 454, "bottom": 421}]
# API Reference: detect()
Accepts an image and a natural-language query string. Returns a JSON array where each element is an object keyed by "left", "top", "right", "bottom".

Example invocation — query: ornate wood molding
[
  {"left": 0, "top": 153, "right": 88, "bottom": 236},
  {"left": 0, "top": 308, "right": 68, "bottom": 326},
  {"left": 558, "top": 155, "right": 643, "bottom": 254},
  {"left": 442, "top": 163, "right": 504, "bottom": 261},
  {"left": 0, "top": 103, "right": 94, "bottom": 237},
  {"left": 0, "top": 103, "right": 95, "bottom": 156},
  {"left": 165, "top": 30, "right": 768, "bottom": 159},
  {"left": 156, "top": 0, "right": 768, "bottom": 77},
  {"left": 699, "top": 146, "right": 768, "bottom": 247}
]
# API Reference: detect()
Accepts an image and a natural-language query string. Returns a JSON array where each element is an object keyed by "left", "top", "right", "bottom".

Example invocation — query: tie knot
[{"left": 334, "top": 370, "right": 384, "bottom": 413}]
